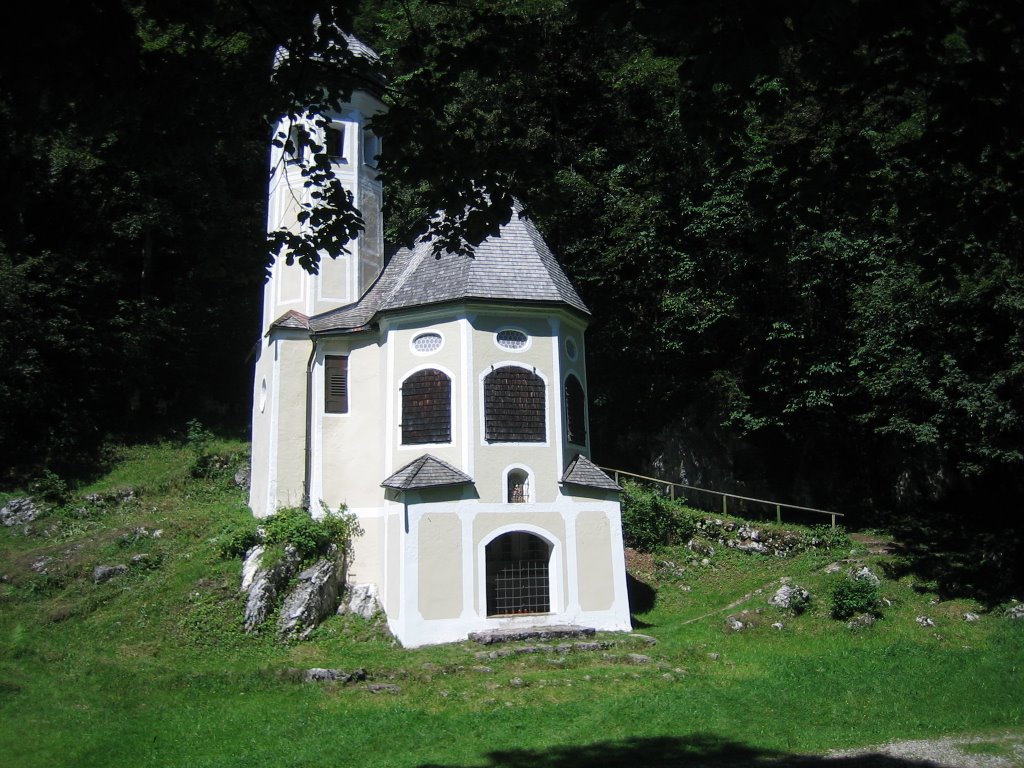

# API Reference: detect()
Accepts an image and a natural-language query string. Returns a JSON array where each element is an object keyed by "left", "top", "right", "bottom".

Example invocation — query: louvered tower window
[
  {"left": 325, "top": 356, "right": 348, "bottom": 414},
  {"left": 564, "top": 374, "right": 587, "bottom": 445},
  {"left": 401, "top": 369, "right": 451, "bottom": 444},
  {"left": 484, "top": 366, "right": 545, "bottom": 442}
]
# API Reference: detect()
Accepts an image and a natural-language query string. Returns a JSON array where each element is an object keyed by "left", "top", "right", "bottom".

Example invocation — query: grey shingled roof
[
  {"left": 310, "top": 206, "right": 588, "bottom": 334},
  {"left": 381, "top": 454, "right": 474, "bottom": 491},
  {"left": 271, "top": 309, "right": 310, "bottom": 330},
  {"left": 560, "top": 455, "right": 621, "bottom": 491}
]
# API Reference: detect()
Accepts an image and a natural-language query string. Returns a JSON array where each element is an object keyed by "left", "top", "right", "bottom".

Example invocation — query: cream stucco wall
[
  {"left": 416, "top": 512, "right": 463, "bottom": 620},
  {"left": 316, "top": 334, "right": 387, "bottom": 510},
  {"left": 575, "top": 510, "right": 615, "bottom": 612},
  {"left": 275, "top": 337, "right": 312, "bottom": 510}
]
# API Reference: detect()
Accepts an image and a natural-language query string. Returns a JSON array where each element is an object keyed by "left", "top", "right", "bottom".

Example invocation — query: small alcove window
[
  {"left": 507, "top": 469, "right": 530, "bottom": 503},
  {"left": 412, "top": 332, "right": 443, "bottom": 354},
  {"left": 325, "top": 124, "right": 345, "bottom": 161},
  {"left": 285, "top": 124, "right": 304, "bottom": 163},
  {"left": 496, "top": 329, "right": 528, "bottom": 351},
  {"left": 258, "top": 378, "right": 268, "bottom": 413}
]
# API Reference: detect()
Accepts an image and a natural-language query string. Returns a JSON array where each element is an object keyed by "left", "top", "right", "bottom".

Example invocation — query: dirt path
[{"left": 821, "top": 731, "right": 1024, "bottom": 766}]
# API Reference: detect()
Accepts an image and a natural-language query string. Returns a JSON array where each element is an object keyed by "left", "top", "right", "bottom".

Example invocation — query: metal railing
[{"left": 600, "top": 467, "right": 845, "bottom": 528}]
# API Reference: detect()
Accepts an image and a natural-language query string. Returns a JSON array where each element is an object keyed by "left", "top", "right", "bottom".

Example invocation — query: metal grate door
[{"left": 486, "top": 532, "right": 550, "bottom": 616}]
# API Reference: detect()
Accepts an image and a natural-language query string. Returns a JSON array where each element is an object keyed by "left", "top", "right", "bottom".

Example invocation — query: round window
[
  {"left": 496, "top": 329, "right": 529, "bottom": 351},
  {"left": 565, "top": 337, "right": 578, "bottom": 361},
  {"left": 412, "top": 332, "right": 443, "bottom": 354}
]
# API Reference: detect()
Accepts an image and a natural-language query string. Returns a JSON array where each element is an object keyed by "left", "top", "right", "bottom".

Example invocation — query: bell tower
[{"left": 261, "top": 88, "right": 385, "bottom": 334}]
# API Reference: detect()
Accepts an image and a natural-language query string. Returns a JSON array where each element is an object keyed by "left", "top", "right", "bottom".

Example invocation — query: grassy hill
[{"left": 1, "top": 440, "right": 1022, "bottom": 767}]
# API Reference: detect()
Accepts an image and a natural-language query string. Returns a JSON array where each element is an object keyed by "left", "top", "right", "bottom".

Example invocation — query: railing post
[
  {"left": 670, "top": 484, "right": 675, "bottom": 501},
  {"left": 831, "top": 513, "right": 836, "bottom": 529},
  {"left": 776, "top": 504, "right": 781, "bottom": 525},
  {"left": 722, "top": 495, "right": 727, "bottom": 516}
]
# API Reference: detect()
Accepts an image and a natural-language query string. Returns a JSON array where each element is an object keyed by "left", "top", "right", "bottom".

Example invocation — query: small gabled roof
[
  {"left": 270, "top": 309, "right": 310, "bottom": 331},
  {"left": 310, "top": 205, "right": 589, "bottom": 334},
  {"left": 381, "top": 454, "right": 474, "bottom": 491},
  {"left": 560, "top": 455, "right": 621, "bottom": 492}
]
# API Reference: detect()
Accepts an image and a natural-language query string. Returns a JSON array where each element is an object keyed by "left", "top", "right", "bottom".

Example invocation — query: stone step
[{"left": 468, "top": 624, "right": 596, "bottom": 645}]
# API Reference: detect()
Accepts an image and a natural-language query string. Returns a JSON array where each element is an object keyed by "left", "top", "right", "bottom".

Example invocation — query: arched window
[
  {"left": 564, "top": 374, "right": 587, "bottom": 445},
  {"left": 484, "top": 366, "right": 545, "bottom": 442},
  {"left": 507, "top": 469, "right": 530, "bottom": 503},
  {"left": 485, "top": 532, "right": 551, "bottom": 616},
  {"left": 401, "top": 369, "right": 451, "bottom": 444}
]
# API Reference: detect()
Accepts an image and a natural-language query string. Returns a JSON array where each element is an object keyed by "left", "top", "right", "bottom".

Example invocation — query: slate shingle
[
  {"left": 309, "top": 205, "right": 588, "bottom": 334},
  {"left": 381, "top": 454, "right": 474, "bottom": 491},
  {"left": 560, "top": 455, "right": 621, "bottom": 491}
]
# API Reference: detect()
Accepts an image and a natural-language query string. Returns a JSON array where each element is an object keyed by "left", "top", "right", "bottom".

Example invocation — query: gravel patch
[{"left": 824, "top": 732, "right": 1024, "bottom": 767}]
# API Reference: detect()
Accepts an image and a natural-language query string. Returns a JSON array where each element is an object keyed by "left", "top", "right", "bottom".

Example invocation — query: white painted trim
[
  {"left": 548, "top": 316, "right": 564, "bottom": 471},
  {"left": 384, "top": 324, "right": 396, "bottom": 479},
  {"left": 461, "top": 317, "right": 473, "bottom": 476},
  {"left": 266, "top": 338, "right": 281, "bottom": 516}
]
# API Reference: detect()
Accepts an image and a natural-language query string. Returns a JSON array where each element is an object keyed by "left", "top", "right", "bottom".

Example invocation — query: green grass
[{"left": 1, "top": 442, "right": 1022, "bottom": 767}]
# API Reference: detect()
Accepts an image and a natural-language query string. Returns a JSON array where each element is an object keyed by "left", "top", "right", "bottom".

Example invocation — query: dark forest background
[{"left": 2, "top": 1, "right": 1022, "bottom": 593}]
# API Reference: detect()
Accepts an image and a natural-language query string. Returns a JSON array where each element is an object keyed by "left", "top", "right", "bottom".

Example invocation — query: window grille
[
  {"left": 412, "top": 332, "right": 442, "bottom": 354},
  {"left": 507, "top": 470, "right": 529, "bottom": 503},
  {"left": 486, "top": 532, "right": 551, "bottom": 616},
  {"left": 496, "top": 329, "right": 528, "bottom": 350}
]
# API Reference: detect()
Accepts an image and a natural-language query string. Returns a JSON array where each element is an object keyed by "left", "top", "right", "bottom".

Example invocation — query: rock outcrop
[
  {"left": 242, "top": 545, "right": 300, "bottom": 633},
  {"left": 278, "top": 553, "right": 347, "bottom": 640}
]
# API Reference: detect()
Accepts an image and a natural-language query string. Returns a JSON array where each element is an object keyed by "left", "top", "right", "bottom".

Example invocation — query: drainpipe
[{"left": 303, "top": 336, "right": 317, "bottom": 511}]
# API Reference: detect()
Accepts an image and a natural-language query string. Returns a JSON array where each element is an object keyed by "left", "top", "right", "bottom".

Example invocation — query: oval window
[
  {"left": 412, "top": 332, "right": 443, "bottom": 354},
  {"left": 565, "top": 337, "right": 578, "bottom": 361},
  {"left": 496, "top": 329, "right": 529, "bottom": 351}
]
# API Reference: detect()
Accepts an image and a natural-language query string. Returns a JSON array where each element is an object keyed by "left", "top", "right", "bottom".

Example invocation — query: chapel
[{"left": 248, "top": 47, "right": 631, "bottom": 646}]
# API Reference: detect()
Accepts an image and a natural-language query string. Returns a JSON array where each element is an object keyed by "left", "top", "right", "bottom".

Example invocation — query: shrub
[
  {"left": 216, "top": 519, "right": 260, "bottom": 559},
  {"left": 29, "top": 469, "right": 69, "bottom": 505},
  {"left": 262, "top": 505, "right": 361, "bottom": 561},
  {"left": 803, "top": 524, "right": 851, "bottom": 552},
  {"left": 830, "top": 577, "right": 882, "bottom": 620},
  {"left": 621, "top": 481, "right": 695, "bottom": 552}
]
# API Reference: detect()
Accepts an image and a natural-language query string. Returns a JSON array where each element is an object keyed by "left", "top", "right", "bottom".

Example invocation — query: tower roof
[{"left": 308, "top": 205, "right": 589, "bottom": 334}]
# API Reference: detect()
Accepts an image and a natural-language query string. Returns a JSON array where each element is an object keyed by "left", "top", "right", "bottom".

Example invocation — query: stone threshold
[{"left": 468, "top": 624, "right": 596, "bottom": 645}]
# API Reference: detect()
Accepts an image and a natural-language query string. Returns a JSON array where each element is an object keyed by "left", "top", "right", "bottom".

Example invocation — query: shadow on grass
[
  {"left": 884, "top": 508, "right": 1023, "bottom": 607},
  {"left": 627, "top": 572, "right": 657, "bottom": 630},
  {"left": 417, "top": 735, "right": 951, "bottom": 767}
]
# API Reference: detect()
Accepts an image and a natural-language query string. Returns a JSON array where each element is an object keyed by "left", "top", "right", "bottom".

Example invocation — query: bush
[
  {"left": 216, "top": 519, "right": 260, "bottom": 559},
  {"left": 621, "top": 481, "right": 696, "bottom": 552},
  {"left": 830, "top": 577, "right": 882, "bottom": 620},
  {"left": 29, "top": 469, "right": 69, "bottom": 505},
  {"left": 262, "top": 505, "right": 361, "bottom": 561}
]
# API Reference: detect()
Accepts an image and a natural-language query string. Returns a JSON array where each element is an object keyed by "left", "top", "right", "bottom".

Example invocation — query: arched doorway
[{"left": 485, "top": 531, "right": 551, "bottom": 616}]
